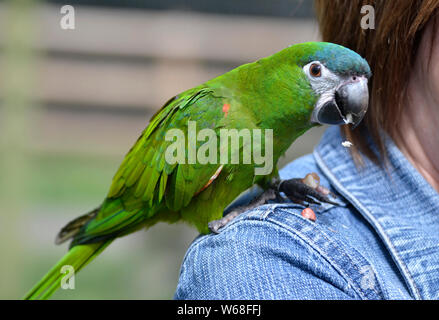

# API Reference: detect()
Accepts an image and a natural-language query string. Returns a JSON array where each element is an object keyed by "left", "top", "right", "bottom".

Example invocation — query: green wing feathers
[{"left": 69, "top": 87, "right": 230, "bottom": 245}]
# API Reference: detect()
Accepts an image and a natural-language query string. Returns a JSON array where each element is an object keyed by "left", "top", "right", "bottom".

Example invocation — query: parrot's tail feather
[
  {"left": 23, "top": 240, "right": 112, "bottom": 300},
  {"left": 55, "top": 208, "right": 100, "bottom": 245}
]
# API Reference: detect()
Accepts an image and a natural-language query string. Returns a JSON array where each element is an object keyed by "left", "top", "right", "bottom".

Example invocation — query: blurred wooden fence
[{"left": 0, "top": 4, "right": 319, "bottom": 157}]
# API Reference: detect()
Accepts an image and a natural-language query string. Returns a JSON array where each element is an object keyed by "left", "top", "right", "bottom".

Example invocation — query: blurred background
[{"left": 0, "top": 0, "right": 324, "bottom": 299}]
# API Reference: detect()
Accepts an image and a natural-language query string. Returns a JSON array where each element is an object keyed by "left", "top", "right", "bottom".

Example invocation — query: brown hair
[{"left": 314, "top": 0, "right": 439, "bottom": 165}]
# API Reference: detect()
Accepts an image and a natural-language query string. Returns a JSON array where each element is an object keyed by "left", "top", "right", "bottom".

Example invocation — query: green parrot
[{"left": 24, "top": 42, "right": 371, "bottom": 300}]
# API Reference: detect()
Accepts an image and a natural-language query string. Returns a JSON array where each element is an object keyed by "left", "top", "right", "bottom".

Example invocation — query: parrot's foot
[
  {"left": 208, "top": 173, "right": 338, "bottom": 234},
  {"left": 275, "top": 173, "right": 338, "bottom": 206},
  {"left": 208, "top": 189, "right": 280, "bottom": 234}
]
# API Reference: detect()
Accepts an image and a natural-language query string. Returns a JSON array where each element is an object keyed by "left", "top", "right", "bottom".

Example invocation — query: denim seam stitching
[
  {"left": 246, "top": 205, "right": 374, "bottom": 298},
  {"left": 180, "top": 214, "right": 376, "bottom": 299},
  {"left": 189, "top": 216, "right": 366, "bottom": 299},
  {"left": 266, "top": 208, "right": 383, "bottom": 299},
  {"left": 262, "top": 217, "right": 367, "bottom": 299},
  {"left": 314, "top": 148, "right": 422, "bottom": 300}
]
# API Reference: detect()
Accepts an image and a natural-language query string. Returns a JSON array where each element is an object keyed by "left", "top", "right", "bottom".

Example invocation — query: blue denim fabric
[{"left": 174, "top": 127, "right": 439, "bottom": 300}]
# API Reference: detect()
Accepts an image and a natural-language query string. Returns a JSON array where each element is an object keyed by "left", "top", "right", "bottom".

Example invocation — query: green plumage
[{"left": 24, "top": 42, "right": 371, "bottom": 299}]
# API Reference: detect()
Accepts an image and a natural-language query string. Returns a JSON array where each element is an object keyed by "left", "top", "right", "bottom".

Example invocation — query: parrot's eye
[{"left": 310, "top": 63, "right": 322, "bottom": 77}]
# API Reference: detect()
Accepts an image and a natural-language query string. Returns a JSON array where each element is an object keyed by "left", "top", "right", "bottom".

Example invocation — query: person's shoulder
[
  {"left": 175, "top": 189, "right": 385, "bottom": 299},
  {"left": 175, "top": 149, "right": 388, "bottom": 299}
]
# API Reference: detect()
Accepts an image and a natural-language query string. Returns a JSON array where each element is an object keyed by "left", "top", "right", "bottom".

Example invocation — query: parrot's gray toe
[{"left": 208, "top": 221, "right": 221, "bottom": 234}]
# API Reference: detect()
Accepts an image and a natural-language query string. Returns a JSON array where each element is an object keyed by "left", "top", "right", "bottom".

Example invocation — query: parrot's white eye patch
[{"left": 303, "top": 61, "right": 341, "bottom": 95}]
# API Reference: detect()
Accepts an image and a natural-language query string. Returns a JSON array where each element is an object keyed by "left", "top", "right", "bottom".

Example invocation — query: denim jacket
[{"left": 174, "top": 126, "right": 439, "bottom": 300}]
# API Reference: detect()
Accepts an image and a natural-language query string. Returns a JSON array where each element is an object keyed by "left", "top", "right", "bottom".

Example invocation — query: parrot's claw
[
  {"left": 275, "top": 173, "right": 339, "bottom": 207},
  {"left": 208, "top": 220, "right": 226, "bottom": 235},
  {"left": 208, "top": 189, "right": 278, "bottom": 234},
  {"left": 208, "top": 173, "right": 338, "bottom": 234}
]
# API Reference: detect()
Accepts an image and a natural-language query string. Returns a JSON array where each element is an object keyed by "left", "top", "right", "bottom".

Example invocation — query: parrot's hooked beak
[{"left": 311, "top": 76, "right": 369, "bottom": 129}]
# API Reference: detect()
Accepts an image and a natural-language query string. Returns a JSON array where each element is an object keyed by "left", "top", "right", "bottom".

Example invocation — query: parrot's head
[{"left": 292, "top": 42, "right": 372, "bottom": 128}]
